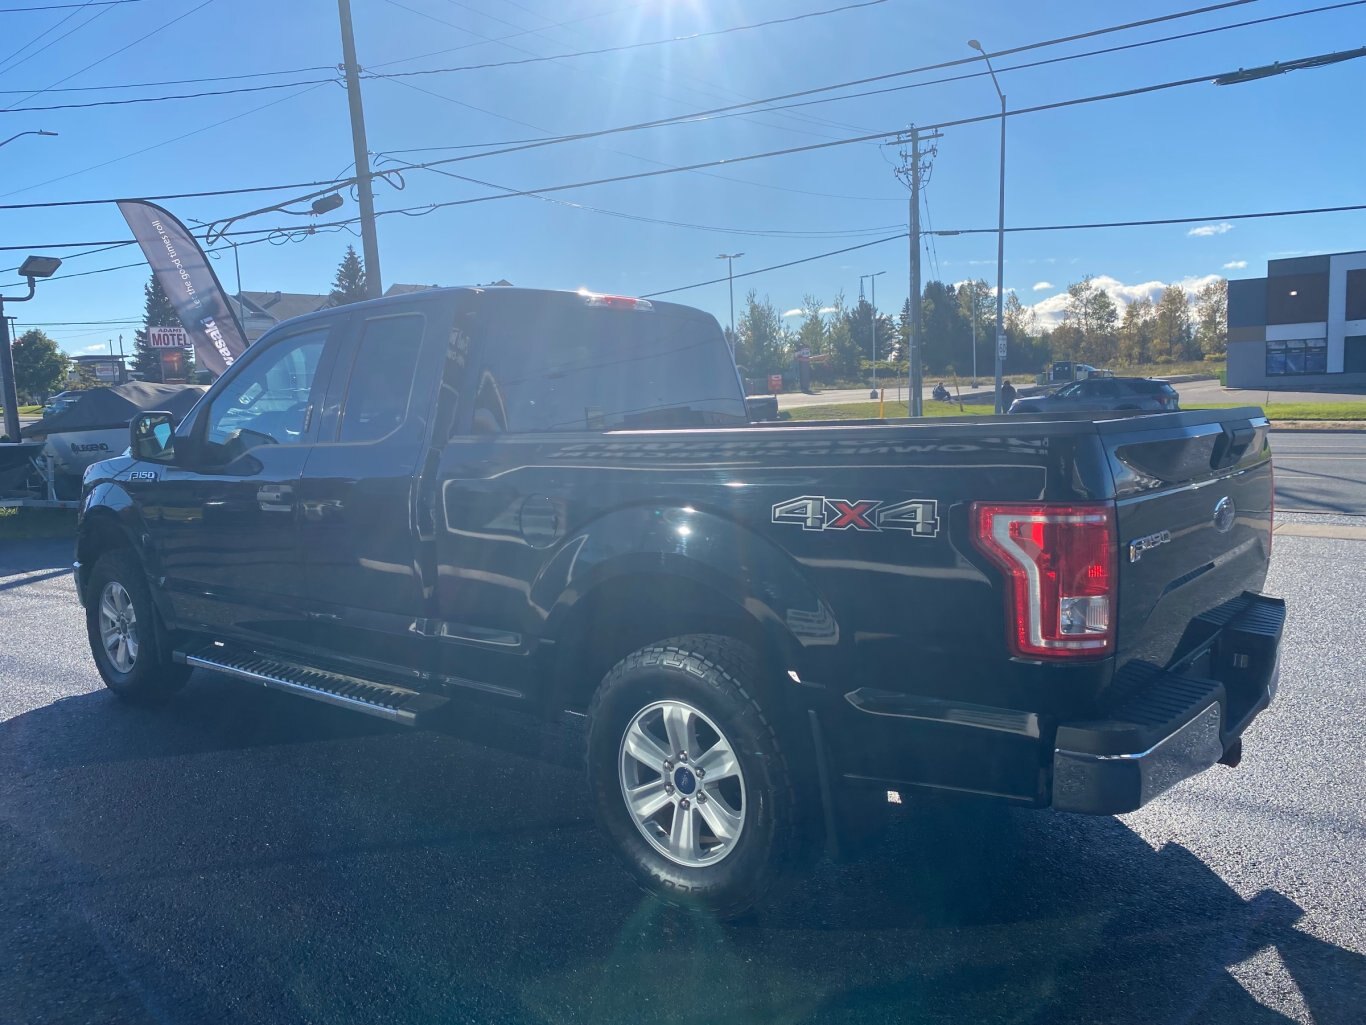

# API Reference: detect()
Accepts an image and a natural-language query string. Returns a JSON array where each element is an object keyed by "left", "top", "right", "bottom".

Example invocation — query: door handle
[{"left": 256, "top": 485, "right": 294, "bottom": 512}]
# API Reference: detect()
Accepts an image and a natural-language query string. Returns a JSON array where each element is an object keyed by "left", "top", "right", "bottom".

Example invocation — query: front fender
[
  {"left": 76, "top": 481, "right": 157, "bottom": 606},
  {"left": 533, "top": 503, "right": 838, "bottom": 666}
]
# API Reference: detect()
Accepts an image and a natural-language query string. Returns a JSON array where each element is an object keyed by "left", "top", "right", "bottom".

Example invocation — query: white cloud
[
  {"left": 781, "top": 308, "right": 803, "bottom": 318},
  {"left": 1188, "top": 222, "right": 1233, "bottom": 237},
  {"left": 819, "top": 306, "right": 837, "bottom": 315},
  {"left": 1032, "top": 281, "right": 1054, "bottom": 291},
  {"left": 1024, "top": 273, "right": 1224, "bottom": 328},
  {"left": 1222, "top": 260, "right": 1248, "bottom": 270},
  {"left": 783, "top": 306, "right": 841, "bottom": 318},
  {"left": 80, "top": 344, "right": 107, "bottom": 354}
]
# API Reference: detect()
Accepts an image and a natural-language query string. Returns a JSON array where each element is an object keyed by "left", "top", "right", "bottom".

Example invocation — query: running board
[{"left": 175, "top": 645, "right": 448, "bottom": 726}]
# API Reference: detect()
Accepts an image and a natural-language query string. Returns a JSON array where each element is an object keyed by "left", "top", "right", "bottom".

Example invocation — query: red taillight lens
[
  {"left": 971, "top": 502, "right": 1117, "bottom": 659},
  {"left": 582, "top": 292, "right": 654, "bottom": 311}
]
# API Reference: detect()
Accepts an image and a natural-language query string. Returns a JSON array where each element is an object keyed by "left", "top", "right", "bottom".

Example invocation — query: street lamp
[
  {"left": 0, "top": 129, "right": 57, "bottom": 150},
  {"left": 860, "top": 270, "right": 886, "bottom": 399},
  {"left": 1, "top": 254, "right": 63, "bottom": 442},
  {"left": 969, "top": 38, "right": 1008, "bottom": 413},
  {"left": 716, "top": 253, "right": 744, "bottom": 345}
]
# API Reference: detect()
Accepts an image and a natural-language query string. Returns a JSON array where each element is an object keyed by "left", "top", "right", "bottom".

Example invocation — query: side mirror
[{"left": 130, "top": 411, "right": 176, "bottom": 462}]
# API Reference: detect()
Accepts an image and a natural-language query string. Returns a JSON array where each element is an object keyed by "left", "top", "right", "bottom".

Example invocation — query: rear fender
[{"left": 534, "top": 503, "right": 838, "bottom": 671}]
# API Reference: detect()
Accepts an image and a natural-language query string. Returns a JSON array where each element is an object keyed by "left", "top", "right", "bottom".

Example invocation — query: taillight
[{"left": 971, "top": 502, "right": 1117, "bottom": 659}]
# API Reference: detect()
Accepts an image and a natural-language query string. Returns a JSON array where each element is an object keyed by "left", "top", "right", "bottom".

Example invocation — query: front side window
[
  {"left": 469, "top": 297, "right": 746, "bottom": 433},
  {"left": 205, "top": 326, "right": 330, "bottom": 449},
  {"left": 337, "top": 314, "right": 426, "bottom": 443}
]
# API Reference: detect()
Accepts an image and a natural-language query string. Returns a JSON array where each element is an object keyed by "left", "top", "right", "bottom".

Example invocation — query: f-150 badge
[{"left": 771, "top": 495, "right": 939, "bottom": 536}]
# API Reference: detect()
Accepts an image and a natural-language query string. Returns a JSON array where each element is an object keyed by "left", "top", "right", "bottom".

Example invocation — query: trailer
[
  {"left": 0, "top": 441, "right": 78, "bottom": 510},
  {"left": 1, "top": 382, "right": 205, "bottom": 511}
]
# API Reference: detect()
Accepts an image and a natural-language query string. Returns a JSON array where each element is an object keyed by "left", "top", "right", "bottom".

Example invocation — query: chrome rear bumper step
[{"left": 175, "top": 646, "right": 448, "bottom": 726}]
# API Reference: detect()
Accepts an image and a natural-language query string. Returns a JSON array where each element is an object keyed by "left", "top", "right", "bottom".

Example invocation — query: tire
[
  {"left": 586, "top": 635, "right": 793, "bottom": 918},
  {"left": 85, "top": 550, "right": 189, "bottom": 704}
]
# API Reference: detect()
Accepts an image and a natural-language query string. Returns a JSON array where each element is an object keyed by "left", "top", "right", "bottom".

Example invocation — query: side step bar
[{"left": 175, "top": 645, "right": 449, "bottom": 726}]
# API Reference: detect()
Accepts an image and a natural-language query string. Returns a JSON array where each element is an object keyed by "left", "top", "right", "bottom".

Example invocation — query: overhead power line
[
  {"left": 372, "top": 48, "right": 1366, "bottom": 217},
  {"left": 931, "top": 204, "right": 1366, "bottom": 236},
  {"left": 0, "top": 0, "right": 114, "bottom": 80},
  {"left": 5, "top": 0, "right": 214, "bottom": 109},
  {"left": 642, "top": 203, "right": 1366, "bottom": 298},
  {"left": 378, "top": 0, "right": 888, "bottom": 75},
  {"left": 0, "top": 0, "right": 1275, "bottom": 115},
  {"left": 0, "top": 1, "right": 144, "bottom": 10},
  {"left": 371, "top": 3, "right": 1351, "bottom": 174}
]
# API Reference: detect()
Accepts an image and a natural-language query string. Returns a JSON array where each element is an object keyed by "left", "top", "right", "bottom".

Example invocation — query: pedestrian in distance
[{"left": 1000, "top": 379, "right": 1018, "bottom": 411}]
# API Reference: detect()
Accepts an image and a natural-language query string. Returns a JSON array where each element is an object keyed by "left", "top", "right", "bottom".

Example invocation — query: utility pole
[
  {"left": 338, "top": 0, "right": 382, "bottom": 299},
  {"left": 896, "top": 126, "right": 940, "bottom": 417},
  {"left": 717, "top": 253, "right": 744, "bottom": 345}
]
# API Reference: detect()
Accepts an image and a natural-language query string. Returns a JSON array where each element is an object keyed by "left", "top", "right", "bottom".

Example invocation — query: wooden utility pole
[{"left": 338, "top": 0, "right": 383, "bottom": 299}]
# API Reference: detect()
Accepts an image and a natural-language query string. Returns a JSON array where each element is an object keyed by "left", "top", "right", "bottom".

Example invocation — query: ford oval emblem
[{"left": 1213, "top": 496, "right": 1236, "bottom": 534}]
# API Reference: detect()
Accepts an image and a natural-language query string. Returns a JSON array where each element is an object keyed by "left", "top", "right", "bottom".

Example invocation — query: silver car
[{"left": 1009, "top": 377, "right": 1180, "bottom": 415}]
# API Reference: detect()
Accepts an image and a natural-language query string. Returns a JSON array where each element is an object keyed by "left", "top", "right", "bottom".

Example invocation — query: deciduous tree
[
  {"left": 1153, "top": 284, "right": 1193, "bottom": 362},
  {"left": 1195, "top": 278, "right": 1228, "bottom": 357},
  {"left": 11, "top": 329, "right": 69, "bottom": 401}
]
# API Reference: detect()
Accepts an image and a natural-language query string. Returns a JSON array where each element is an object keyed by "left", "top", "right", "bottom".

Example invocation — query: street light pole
[
  {"left": 860, "top": 271, "right": 886, "bottom": 399},
  {"left": 969, "top": 39, "right": 1007, "bottom": 413},
  {"left": 717, "top": 253, "right": 743, "bottom": 344},
  {"left": 0, "top": 129, "right": 57, "bottom": 150}
]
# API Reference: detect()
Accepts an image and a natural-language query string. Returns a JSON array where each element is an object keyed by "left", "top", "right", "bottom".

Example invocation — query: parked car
[
  {"left": 76, "top": 286, "right": 1278, "bottom": 918},
  {"left": 1010, "top": 376, "right": 1180, "bottom": 415},
  {"left": 42, "top": 390, "right": 81, "bottom": 418}
]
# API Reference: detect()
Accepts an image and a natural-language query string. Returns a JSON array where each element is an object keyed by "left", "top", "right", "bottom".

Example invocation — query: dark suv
[{"left": 1009, "top": 377, "right": 1180, "bottom": 415}]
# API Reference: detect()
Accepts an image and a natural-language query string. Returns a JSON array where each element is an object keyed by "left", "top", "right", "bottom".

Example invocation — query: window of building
[
  {"left": 1344, "top": 335, "right": 1366, "bottom": 375},
  {"left": 1347, "top": 270, "right": 1366, "bottom": 322},
  {"left": 1266, "top": 339, "right": 1328, "bottom": 376}
]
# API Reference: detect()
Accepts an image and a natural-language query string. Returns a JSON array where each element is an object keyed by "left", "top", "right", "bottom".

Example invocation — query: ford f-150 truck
[{"left": 76, "top": 286, "right": 1282, "bottom": 916}]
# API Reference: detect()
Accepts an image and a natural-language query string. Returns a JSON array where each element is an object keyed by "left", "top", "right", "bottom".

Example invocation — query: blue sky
[{"left": 1, "top": 0, "right": 1363, "bottom": 356}]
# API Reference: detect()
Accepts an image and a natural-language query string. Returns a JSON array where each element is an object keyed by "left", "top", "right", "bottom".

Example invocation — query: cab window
[{"left": 204, "top": 326, "right": 331, "bottom": 453}]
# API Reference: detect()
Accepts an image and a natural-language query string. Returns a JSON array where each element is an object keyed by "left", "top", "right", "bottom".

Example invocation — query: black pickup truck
[{"left": 76, "top": 286, "right": 1282, "bottom": 916}]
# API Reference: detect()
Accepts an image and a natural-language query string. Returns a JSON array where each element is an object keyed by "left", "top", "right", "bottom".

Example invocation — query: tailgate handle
[{"left": 1210, "top": 423, "right": 1255, "bottom": 470}]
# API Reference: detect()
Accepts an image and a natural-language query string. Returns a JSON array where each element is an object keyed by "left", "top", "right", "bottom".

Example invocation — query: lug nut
[
  {"left": 697, "top": 792, "right": 707, "bottom": 804},
  {"left": 680, "top": 798, "right": 690, "bottom": 809},
  {"left": 695, "top": 767, "right": 705, "bottom": 778},
  {"left": 665, "top": 784, "right": 675, "bottom": 794},
  {"left": 678, "top": 752, "right": 688, "bottom": 763}
]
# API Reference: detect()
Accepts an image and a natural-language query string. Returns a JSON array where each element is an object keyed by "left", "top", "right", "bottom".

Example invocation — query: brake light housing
[
  {"left": 971, "top": 502, "right": 1117, "bottom": 659},
  {"left": 580, "top": 291, "right": 654, "bottom": 312}
]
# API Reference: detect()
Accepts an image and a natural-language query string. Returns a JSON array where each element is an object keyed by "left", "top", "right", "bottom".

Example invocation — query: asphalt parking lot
[{"left": 2, "top": 435, "right": 1364, "bottom": 1025}]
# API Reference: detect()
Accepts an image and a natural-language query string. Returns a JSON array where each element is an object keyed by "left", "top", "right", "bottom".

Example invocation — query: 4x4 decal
[{"left": 771, "top": 495, "right": 939, "bottom": 536}]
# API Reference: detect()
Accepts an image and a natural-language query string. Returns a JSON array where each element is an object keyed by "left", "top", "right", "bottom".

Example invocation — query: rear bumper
[
  {"left": 819, "top": 591, "right": 1284, "bottom": 816},
  {"left": 1050, "top": 592, "right": 1284, "bottom": 814}
]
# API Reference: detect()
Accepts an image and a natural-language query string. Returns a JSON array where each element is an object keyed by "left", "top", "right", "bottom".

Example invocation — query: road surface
[
  {"left": 777, "top": 378, "right": 1366, "bottom": 411},
  {"left": 2, "top": 435, "right": 1363, "bottom": 1024}
]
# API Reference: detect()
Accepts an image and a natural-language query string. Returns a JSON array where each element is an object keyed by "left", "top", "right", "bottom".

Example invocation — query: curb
[{"left": 1269, "top": 421, "right": 1366, "bottom": 432}]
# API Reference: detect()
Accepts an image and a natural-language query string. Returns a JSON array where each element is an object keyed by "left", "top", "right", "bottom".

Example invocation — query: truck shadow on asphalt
[{"left": 3, "top": 676, "right": 1361, "bottom": 1025}]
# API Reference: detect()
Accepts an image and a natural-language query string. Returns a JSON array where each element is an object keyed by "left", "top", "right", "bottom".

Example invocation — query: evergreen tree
[
  {"left": 132, "top": 275, "right": 187, "bottom": 381},
  {"left": 734, "top": 290, "right": 790, "bottom": 378},
  {"left": 330, "top": 245, "right": 367, "bottom": 305}
]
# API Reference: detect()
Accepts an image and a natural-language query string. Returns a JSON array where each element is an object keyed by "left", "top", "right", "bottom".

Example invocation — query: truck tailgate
[{"left": 1100, "top": 409, "right": 1273, "bottom": 676}]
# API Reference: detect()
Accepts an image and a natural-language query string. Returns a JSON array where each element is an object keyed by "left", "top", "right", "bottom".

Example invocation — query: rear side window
[
  {"left": 469, "top": 297, "right": 746, "bottom": 433},
  {"left": 1122, "top": 380, "right": 1177, "bottom": 396},
  {"left": 338, "top": 313, "right": 426, "bottom": 442}
]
